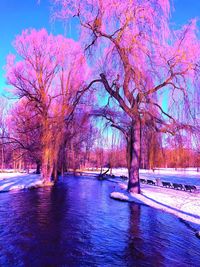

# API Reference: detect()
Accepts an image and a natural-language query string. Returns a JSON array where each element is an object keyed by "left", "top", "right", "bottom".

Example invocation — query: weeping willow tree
[
  {"left": 53, "top": 0, "right": 200, "bottom": 193},
  {"left": 6, "top": 29, "right": 89, "bottom": 183}
]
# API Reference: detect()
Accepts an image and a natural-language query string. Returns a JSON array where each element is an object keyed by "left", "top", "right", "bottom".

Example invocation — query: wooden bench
[
  {"left": 120, "top": 175, "right": 128, "bottom": 180},
  {"left": 173, "top": 183, "right": 184, "bottom": 190},
  {"left": 162, "top": 181, "right": 172, "bottom": 188},
  {"left": 184, "top": 185, "right": 197, "bottom": 192},
  {"left": 146, "top": 179, "right": 156, "bottom": 185}
]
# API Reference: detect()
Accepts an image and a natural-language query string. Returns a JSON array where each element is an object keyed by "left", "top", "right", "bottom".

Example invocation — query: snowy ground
[
  {"left": 111, "top": 183, "right": 200, "bottom": 225},
  {"left": 0, "top": 172, "right": 43, "bottom": 192},
  {"left": 87, "top": 167, "right": 200, "bottom": 185},
  {"left": 86, "top": 168, "right": 200, "bottom": 226}
]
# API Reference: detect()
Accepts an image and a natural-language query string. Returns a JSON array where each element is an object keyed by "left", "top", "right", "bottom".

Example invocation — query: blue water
[{"left": 0, "top": 175, "right": 200, "bottom": 266}]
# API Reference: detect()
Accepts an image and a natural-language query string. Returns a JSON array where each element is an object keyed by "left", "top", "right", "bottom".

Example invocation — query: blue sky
[
  {"left": 0, "top": 0, "right": 200, "bottom": 97},
  {"left": 0, "top": 0, "right": 77, "bottom": 96}
]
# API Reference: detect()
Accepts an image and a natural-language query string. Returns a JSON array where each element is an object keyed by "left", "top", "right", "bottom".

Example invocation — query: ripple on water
[{"left": 0, "top": 176, "right": 200, "bottom": 266}]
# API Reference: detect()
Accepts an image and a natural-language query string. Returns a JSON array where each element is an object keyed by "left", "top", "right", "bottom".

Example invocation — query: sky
[
  {"left": 0, "top": 0, "right": 77, "bottom": 97},
  {"left": 0, "top": 0, "right": 200, "bottom": 97}
]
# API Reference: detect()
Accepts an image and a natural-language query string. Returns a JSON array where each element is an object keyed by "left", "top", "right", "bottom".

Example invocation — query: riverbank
[
  {"left": 1, "top": 170, "right": 200, "bottom": 227},
  {"left": 83, "top": 168, "right": 200, "bottom": 225},
  {"left": 111, "top": 183, "right": 200, "bottom": 225},
  {"left": 0, "top": 172, "right": 53, "bottom": 192},
  {"left": 1, "top": 174, "right": 199, "bottom": 266}
]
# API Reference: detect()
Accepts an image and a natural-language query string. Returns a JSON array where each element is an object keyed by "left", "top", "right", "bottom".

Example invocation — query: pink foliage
[
  {"left": 6, "top": 28, "right": 89, "bottom": 105},
  {"left": 52, "top": 0, "right": 171, "bottom": 89},
  {"left": 52, "top": 0, "right": 200, "bottom": 124},
  {"left": 5, "top": 28, "right": 91, "bottom": 182},
  {"left": 52, "top": 0, "right": 170, "bottom": 40}
]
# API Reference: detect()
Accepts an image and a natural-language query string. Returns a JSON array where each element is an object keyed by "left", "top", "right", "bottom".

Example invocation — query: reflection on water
[{"left": 0, "top": 175, "right": 200, "bottom": 266}]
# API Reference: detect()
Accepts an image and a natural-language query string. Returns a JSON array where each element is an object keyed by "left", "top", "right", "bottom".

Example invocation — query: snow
[
  {"left": 110, "top": 192, "right": 130, "bottom": 202},
  {"left": 86, "top": 167, "right": 200, "bottom": 186},
  {"left": 86, "top": 168, "right": 200, "bottom": 225},
  {"left": 112, "top": 168, "right": 200, "bottom": 225},
  {"left": 79, "top": 168, "right": 200, "bottom": 225},
  {"left": 111, "top": 167, "right": 200, "bottom": 177},
  {"left": 111, "top": 183, "right": 200, "bottom": 225},
  {"left": 0, "top": 172, "right": 46, "bottom": 192}
]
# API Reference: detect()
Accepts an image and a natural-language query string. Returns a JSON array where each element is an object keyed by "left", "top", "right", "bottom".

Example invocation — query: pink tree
[
  {"left": 6, "top": 29, "right": 89, "bottom": 183},
  {"left": 53, "top": 0, "right": 200, "bottom": 193},
  {"left": 5, "top": 98, "right": 42, "bottom": 172},
  {"left": 0, "top": 98, "right": 8, "bottom": 170}
]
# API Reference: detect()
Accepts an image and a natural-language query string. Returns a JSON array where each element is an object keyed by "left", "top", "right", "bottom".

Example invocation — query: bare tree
[
  {"left": 53, "top": 0, "right": 200, "bottom": 193},
  {"left": 6, "top": 29, "right": 90, "bottom": 183}
]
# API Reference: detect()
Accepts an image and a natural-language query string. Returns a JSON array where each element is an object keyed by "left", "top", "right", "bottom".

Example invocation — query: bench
[
  {"left": 184, "top": 185, "right": 197, "bottom": 192},
  {"left": 120, "top": 175, "right": 128, "bottom": 180},
  {"left": 146, "top": 179, "right": 156, "bottom": 185},
  {"left": 173, "top": 183, "right": 184, "bottom": 190},
  {"left": 162, "top": 181, "right": 172, "bottom": 188}
]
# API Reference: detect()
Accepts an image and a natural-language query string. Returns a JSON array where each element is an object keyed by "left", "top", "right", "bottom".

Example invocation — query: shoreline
[
  {"left": 110, "top": 182, "right": 200, "bottom": 226},
  {"left": 1, "top": 170, "right": 200, "bottom": 228},
  {"left": 0, "top": 173, "right": 54, "bottom": 193}
]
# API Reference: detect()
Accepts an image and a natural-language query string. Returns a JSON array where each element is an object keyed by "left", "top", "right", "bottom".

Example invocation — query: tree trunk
[
  {"left": 36, "top": 161, "right": 41, "bottom": 174},
  {"left": 41, "top": 155, "right": 53, "bottom": 183},
  {"left": 52, "top": 161, "right": 58, "bottom": 182},
  {"left": 61, "top": 142, "right": 66, "bottom": 177},
  {"left": 127, "top": 119, "right": 141, "bottom": 194},
  {"left": 1, "top": 144, "right": 4, "bottom": 171}
]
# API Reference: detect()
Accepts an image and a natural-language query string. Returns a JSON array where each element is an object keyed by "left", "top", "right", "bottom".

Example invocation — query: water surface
[{"left": 0, "top": 175, "right": 200, "bottom": 266}]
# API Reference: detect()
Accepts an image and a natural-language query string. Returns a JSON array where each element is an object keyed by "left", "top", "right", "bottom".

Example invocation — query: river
[{"left": 0, "top": 175, "right": 200, "bottom": 266}]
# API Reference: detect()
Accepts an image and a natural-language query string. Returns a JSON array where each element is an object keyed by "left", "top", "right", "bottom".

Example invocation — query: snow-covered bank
[
  {"left": 0, "top": 173, "right": 52, "bottom": 192},
  {"left": 84, "top": 167, "right": 200, "bottom": 186},
  {"left": 1, "top": 169, "right": 200, "bottom": 227},
  {"left": 111, "top": 183, "right": 200, "bottom": 225},
  {"left": 85, "top": 167, "right": 200, "bottom": 176},
  {"left": 111, "top": 167, "right": 200, "bottom": 179},
  {"left": 78, "top": 168, "right": 200, "bottom": 226}
]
